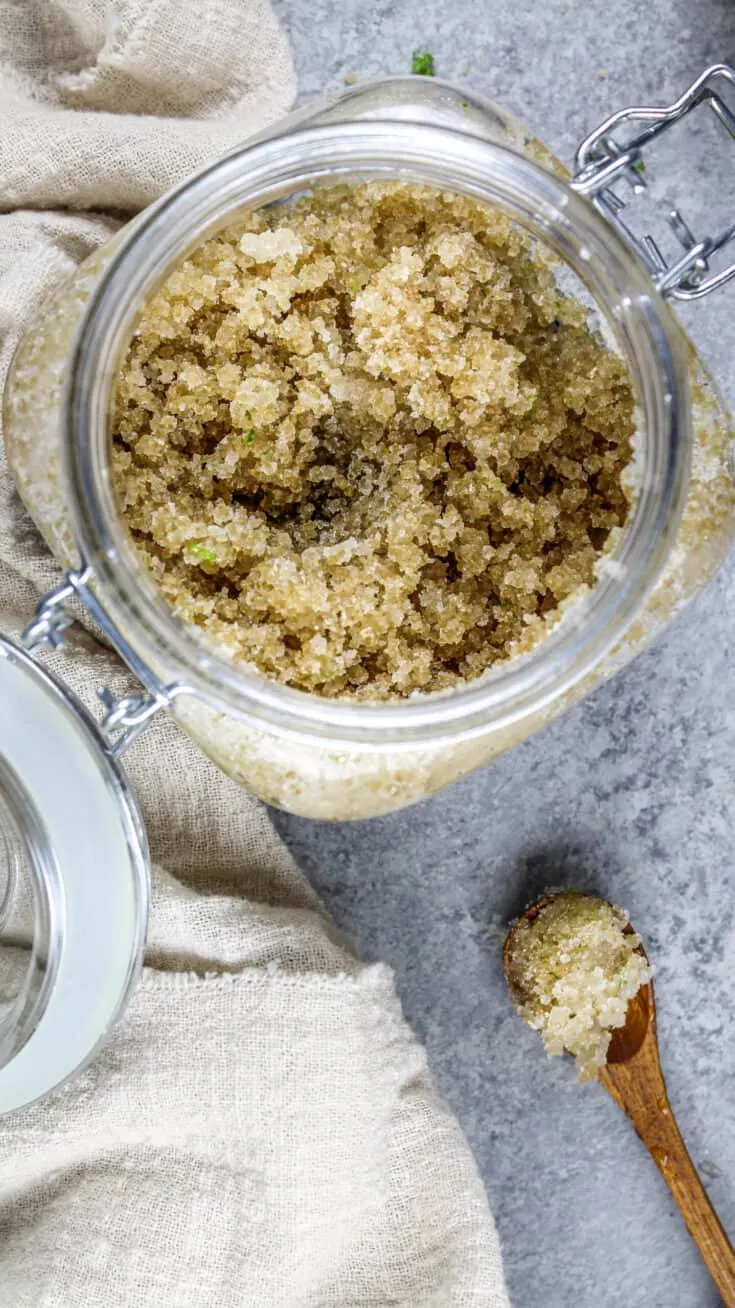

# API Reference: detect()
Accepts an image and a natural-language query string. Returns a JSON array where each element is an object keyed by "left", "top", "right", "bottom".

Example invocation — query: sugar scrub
[
  {"left": 504, "top": 892, "right": 651, "bottom": 1081},
  {"left": 111, "top": 182, "right": 635, "bottom": 700}
]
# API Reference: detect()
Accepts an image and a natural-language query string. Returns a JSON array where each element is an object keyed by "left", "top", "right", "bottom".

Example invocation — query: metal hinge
[
  {"left": 21, "top": 574, "right": 87, "bottom": 654},
  {"left": 95, "top": 685, "right": 175, "bottom": 757},
  {"left": 21, "top": 569, "right": 185, "bottom": 758},
  {"left": 572, "top": 64, "right": 735, "bottom": 301}
]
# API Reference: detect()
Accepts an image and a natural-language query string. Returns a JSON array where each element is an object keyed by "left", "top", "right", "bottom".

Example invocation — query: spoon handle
[{"left": 600, "top": 1013, "right": 735, "bottom": 1306}]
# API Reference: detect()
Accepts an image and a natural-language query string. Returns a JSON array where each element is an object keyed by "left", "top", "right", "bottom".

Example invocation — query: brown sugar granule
[{"left": 112, "top": 182, "right": 634, "bottom": 699}]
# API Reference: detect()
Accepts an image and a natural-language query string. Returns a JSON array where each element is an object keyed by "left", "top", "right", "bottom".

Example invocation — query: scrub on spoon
[{"left": 504, "top": 892, "right": 735, "bottom": 1307}]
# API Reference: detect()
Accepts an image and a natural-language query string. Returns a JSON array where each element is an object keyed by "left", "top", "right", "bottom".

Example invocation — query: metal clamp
[
  {"left": 21, "top": 574, "right": 91, "bottom": 655},
  {"left": 21, "top": 569, "right": 185, "bottom": 758},
  {"left": 96, "top": 686, "right": 174, "bottom": 758},
  {"left": 572, "top": 64, "right": 735, "bottom": 301}
]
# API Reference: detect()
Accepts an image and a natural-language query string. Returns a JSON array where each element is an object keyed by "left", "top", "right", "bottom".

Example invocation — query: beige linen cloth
[{"left": 0, "top": 3, "right": 509, "bottom": 1305}]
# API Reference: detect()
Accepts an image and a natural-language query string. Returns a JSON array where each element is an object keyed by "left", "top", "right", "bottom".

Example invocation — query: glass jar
[{"left": 5, "top": 69, "right": 735, "bottom": 824}]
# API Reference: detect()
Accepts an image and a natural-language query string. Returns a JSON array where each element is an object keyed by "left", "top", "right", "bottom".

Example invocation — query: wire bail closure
[
  {"left": 21, "top": 570, "right": 185, "bottom": 758},
  {"left": 572, "top": 64, "right": 735, "bottom": 301}
]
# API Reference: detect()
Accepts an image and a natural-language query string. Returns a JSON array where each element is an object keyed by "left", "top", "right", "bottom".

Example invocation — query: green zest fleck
[
  {"left": 189, "top": 543, "right": 216, "bottom": 565},
  {"left": 244, "top": 428, "right": 256, "bottom": 445},
  {"left": 633, "top": 159, "right": 645, "bottom": 175},
  {"left": 411, "top": 50, "right": 435, "bottom": 76}
]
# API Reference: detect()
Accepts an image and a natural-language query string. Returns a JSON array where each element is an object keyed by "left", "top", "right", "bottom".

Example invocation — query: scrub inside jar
[{"left": 111, "top": 182, "right": 635, "bottom": 700}]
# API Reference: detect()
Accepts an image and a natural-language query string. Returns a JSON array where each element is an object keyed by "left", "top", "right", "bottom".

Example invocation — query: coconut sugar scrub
[
  {"left": 111, "top": 181, "right": 635, "bottom": 700},
  {"left": 504, "top": 892, "right": 652, "bottom": 1082}
]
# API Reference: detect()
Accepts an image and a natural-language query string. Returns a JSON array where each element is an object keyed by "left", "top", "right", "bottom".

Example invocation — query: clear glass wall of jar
[{"left": 5, "top": 78, "right": 735, "bottom": 818}]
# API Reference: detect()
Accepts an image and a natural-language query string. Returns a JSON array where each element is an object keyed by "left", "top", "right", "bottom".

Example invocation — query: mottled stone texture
[{"left": 269, "top": 3, "right": 735, "bottom": 1304}]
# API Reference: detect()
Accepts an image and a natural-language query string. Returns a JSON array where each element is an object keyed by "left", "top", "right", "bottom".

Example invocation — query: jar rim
[
  {"left": 0, "top": 753, "right": 58, "bottom": 1069},
  {"left": 64, "top": 111, "right": 691, "bottom": 745}
]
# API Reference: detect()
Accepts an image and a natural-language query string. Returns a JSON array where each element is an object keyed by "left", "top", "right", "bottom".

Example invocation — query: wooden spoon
[{"left": 504, "top": 897, "right": 735, "bottom": 1306}]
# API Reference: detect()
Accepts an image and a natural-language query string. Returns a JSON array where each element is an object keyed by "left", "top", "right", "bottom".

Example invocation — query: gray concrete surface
[{"left": 269, "top": 4, "right": 735, "bottom": 1305}]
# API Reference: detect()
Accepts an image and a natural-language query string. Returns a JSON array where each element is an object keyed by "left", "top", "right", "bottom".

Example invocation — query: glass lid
[{"left": 0, "top": 634, "right": 149, "bottom": 1114}]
